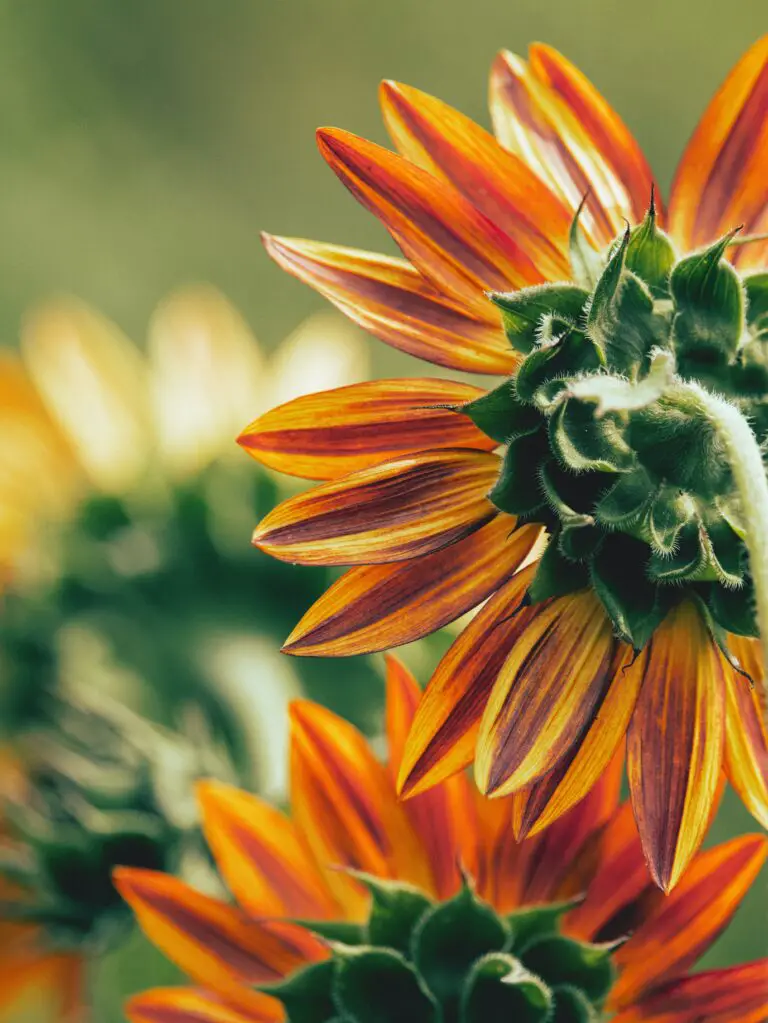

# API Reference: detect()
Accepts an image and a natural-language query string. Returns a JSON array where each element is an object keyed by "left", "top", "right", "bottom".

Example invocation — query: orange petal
[
  {"left": 627, "top": 601, "right": 726, "bottom": 891},
  {"left": 126, "top": 987, "right": 272, "bottom": 1023},
  {"left": 490, "top": 50, "right": 633, "bottom": 245},
  {"left": 610, "top": 833, "right": 768, "bottom": 1009},
  {"left": 282, "top": 518, "right": 541, "bottom": 656},
  {"left": 512, "top": 646, "right": 639, "bottom": 839},
  {"left": 114, "top": 869, "right": 316, "bottom": 1016},
  {"left": 238, "top": 377, "right": 495, "bottom": 481},
  {"left": 384, "top": 655, "right": 476, "bottom": 899},
  {"left": 196, "top": 780, "right": 340, "bottom": 920},
  {"left": 289, "top": 701, "right": 432, "bottom": 916},
  {"left": 252, "top": 448, "right": 499, "bottom": 566},
  {"left": 610, "top": 961, "right": 768, "bottom": 1023},
  {"left": 475, "top": 591, "right": 618, "bottom": 796},
  {"left": 398, "top": 563, "right": 537, "bottom": 797},
  {"left": 668, "top": 35, "right": 768, "bottom": 251},
  {"left": 262, "top": 236, "right": 516, "bottom": 374},
  {"left": 379, "top": 80, "right": 571, "bottom": 280},
  {"left": 528, "top": 44, "right": 659, "bottom": 224},
  {"left": 724, "top": 634, "right": 768, "bottom": 829},
  {"left": 316, "top": 127, "right": 543, "bottom": 315}
]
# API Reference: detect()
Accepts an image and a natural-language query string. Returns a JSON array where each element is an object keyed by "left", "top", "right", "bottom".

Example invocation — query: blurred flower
[
  {"left": 0, "top": 694, "right": 233, "bottom": 1020},
  {"left": 241, "top": 38, "right": 768, "bottom": 889},
  {"left": 117, "top": 657, "right": 768, "bottom": 1023},
  {"left": 0, "top": 288, "right": 375, "bottom": 793}
]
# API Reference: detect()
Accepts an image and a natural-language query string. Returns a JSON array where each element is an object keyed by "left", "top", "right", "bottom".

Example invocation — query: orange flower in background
[
  {"left": 117, "top": 659, "right": 768, "bottom": 1023},
  {"left": 239, "top": 37, "right": 768, "bottom": 891}
]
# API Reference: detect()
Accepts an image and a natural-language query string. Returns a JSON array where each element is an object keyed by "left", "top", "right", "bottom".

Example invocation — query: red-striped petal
[
  {"left": 252, "top": 448, "right": 499, "bottom": 566},
  {"left": 238, "top": 377, "right": 495, "bottom": 481},
  {"left": 262, "top": 236, "right": 516, "bottom": 374},
  {"left": 282, "top": 517, "right": 541, "bottom": 656},
  {"left": 126, "top": 988, "right": 272, "bottom": 1023},
  {"left": 316, "top": 128, "right": 543, "bottom": 315},
  {"left": 724, "top": 634, "right": 768, "bottom": 829},
  {"left": 627, "top": 601, "right": 726, "bottom": 891}
]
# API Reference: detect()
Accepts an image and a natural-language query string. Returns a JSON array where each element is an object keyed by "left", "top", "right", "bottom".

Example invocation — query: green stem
[{"left": 686, "top": 384, "right": 768, "bottom": 715}]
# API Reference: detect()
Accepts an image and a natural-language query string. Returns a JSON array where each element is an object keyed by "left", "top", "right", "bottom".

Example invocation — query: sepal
[
  {"left": 332, "top": 946, "right": 440, "bottom": 1023},
  {"left": 259, "top": 959, "right": 337, "bottom": 1023},
  {"left": 351, "top": 871, "right": 433, "bottom": 956},
  {"left": 459, "top": 381, "right": 540, "bottom": 444},
  {"left": 624, "top": 195, "right": 676, "bottom": 297},
  {"left": 519, "top": 936, "right": 616, "bottom": 1004},
  {"left": 490, "top": 284, "right": 589, "bottom": 354},
  {"left": 461, "top": 953, "right": 553, "bottom": 1023},
  {"left": 527, "top": 540, "right": 589, "bottom": 605}
]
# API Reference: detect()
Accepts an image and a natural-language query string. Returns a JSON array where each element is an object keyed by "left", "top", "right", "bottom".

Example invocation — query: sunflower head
[
  {"left": 263, "top": 872, "right": 615, "bottom": 1023},
  {"left": 467, "top": 203, "right": 766, "bottom": 650},
  {"left": 0, "top": 694, "right": 228, "bottom": 954}
]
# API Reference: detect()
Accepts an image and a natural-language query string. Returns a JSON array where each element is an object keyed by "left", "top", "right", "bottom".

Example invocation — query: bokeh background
[{"left": 0, "top": 2, "right": 766, "bottom": 1020}]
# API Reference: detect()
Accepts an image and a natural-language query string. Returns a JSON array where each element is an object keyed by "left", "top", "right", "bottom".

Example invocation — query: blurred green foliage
[{"left": 0, "top": 2, "right": 765, "bottom": 1020}]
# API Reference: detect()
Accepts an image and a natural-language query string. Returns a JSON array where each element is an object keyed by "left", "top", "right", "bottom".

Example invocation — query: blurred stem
[{"left": 687, "top": 384, "right": 768, "bottom": 717}]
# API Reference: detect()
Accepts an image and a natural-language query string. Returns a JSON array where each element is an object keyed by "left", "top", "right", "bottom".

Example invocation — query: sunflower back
[{"left": 470, "top": 203, "right": 767, "bottom": 650}]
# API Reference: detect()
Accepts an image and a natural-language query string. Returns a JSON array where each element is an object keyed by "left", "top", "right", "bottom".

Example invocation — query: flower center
[
  {"left": 461, "top": 203, "right": 768, "bottom": 650},
  {"left": 264, "top": 874, "right": 616, "bottom": 1023}
]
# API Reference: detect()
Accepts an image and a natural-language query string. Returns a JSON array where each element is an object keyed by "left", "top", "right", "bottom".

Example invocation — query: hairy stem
[{"left": 686, "top": 384, "right": 768, "bottom": 714}]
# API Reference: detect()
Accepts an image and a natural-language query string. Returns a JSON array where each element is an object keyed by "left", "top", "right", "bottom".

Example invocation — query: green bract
[
  {"left": 462, "top": 201, "right": 767, "bottom": 651},
  {"left": 262, "top": 874, "right": 615, "bottom": 1023}
]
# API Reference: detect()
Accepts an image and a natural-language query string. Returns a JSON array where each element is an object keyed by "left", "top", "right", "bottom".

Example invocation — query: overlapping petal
[
  {"left": 281, "top": 518, "right": 541, "bottom": 657},
  {"left": 238, "top": 377, "right": 495, "bottom": 481},
  {"left": 316, "top": 128, "right": 543, "bottom": 314},
  {"left": 252, "top": 448, "right": 499, "bottom": 566},
  {"left": 262, "top": 236, "right": 516, "bottom": 374},
  {"left": 668, "top": 34, "right": 768, "bottom": 251},
  {"left": 197, "top": 781, "right": 339, "bottom": 920},
  {"left": 724, "top": 634, "right": 768, "bottom": 829},
  {"left": 627, "top": 601, "right": 725, "bottom": 891},
  {"left": 126, "top": 987, "right": 270, "bottom": 1023},
  {"left": 398, "top": 564, "right": 537, "bottom": 797},
  {"left": 610, "top": 834, "right": 768, "bottom": 1009},
  {"left": 610, "top": 961, "right": 768, "bottom": 1023},
  {"left": 475, "top": 590, "right": 618, "bottom": 796},
  {"left": 379, "top": 80, "right": 571, "bottom": 279},
  {"left": 288, "top": 701, "right": 431, "bottom": 915}
]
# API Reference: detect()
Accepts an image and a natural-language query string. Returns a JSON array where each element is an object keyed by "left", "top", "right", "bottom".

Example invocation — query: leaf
[
  {"left": 490, "top": 283, "right": 589, "bottom": 354},
  {"left": 461, "top": 952, "right": 553, "bottom": 1023},
  {"left": 332, "top": 946, "right": 440, "bottom": 1023}
]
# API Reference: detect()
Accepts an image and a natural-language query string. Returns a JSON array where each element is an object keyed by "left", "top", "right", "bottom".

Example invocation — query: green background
[{"left": 0, "top": 1, "right": 765, "bottom": 1019}]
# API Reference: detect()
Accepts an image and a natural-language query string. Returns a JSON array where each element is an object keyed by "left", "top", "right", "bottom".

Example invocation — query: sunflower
[
  {"left": 0, "top": 288, "right": 375, "bottom": 787},
  {"left": 115, "top": 657, "right": 767, "bottom": 1023},
  {"left": 239, "top": 38, "right": 768, "bottom": 890}
]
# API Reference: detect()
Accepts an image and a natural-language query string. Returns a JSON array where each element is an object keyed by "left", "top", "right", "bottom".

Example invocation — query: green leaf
[
  {"left": 648, "top": 518, "right": 743, "bottom": 588},
  {"left": 459, "top": 382, "right": 541, "bottom": 444},
  {"left": 590, "top": 535, "right": 672, "bottom": 648},
  {"left": 625, "top": 195, "right": 676, "bottom": 297},
  {"left": 332, "top": 946, "right": 440, "bottom": 1023},
  {"left": 520, "top": 935, "right": 615, "bottom": 1004},
  {"left": 461, "top": 953, "right": 552, "bottom": 1023},
  {"left": 568, "top": 197, "right": 603, "bottom": 289},
  {"left": 355, "top": 873, "right": 433, "bottom": 956},
  {"left": 594, "top": 467, "right": 653, "bottom": 530},
  {"left": 412, "top": 882, "right": 509, "bottom": 1014},
  {"left": 538, "top": 464, "right": 603, "bottom": 562},
  {"left": 294, "top": 919, "right": 366, "bottom": 944},
  {"left": 527, "top": 539, "right": 589, "bottom": 604},
  {"left": 507, "top": 900, "right": 582, "bottom": 952},
  {"left": 551, "top": 985, "right": 598, "bottom": 1022},
  {"left": 646, "top": 486, "right": 693, "bottom": 554},
  {"left": 548, "top": 399, "right": 634, "bottom": 474},
  {"left": 260, "top": 959, "right": 337, "bottom": 1023},
  {"left": 488, "top": 431, "right": 549, "bottom": 517},
  {"left": 490, "top": 283, "right": 589, "bottom": 354},
  {"left": 706, "top": 579, "right": 758, "bottom": 638},
  {"left": 515, "top": 330, "right": 604, "bottom": 406},
  {"left": 744, "top": 272, "right": 768, "bottom": 332},
  {"left": 670, "top": 230, "right": 745, "bottom": 363}
]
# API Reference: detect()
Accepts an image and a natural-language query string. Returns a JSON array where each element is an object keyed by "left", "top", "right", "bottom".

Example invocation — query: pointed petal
[
  {"left": 282, "top": 517, "right": 541, "bottom": 656},
  {"left": 20, "top": 298, "right": 151, "bottom": 494},
  {"left": 114, "top": 869, "right": 318, "bottom": 1015},
  {"left": 490, "top": 50, "right": 633, "bottom": 245},
  {"left": 511, "top": 646, "right": 638, "bottom": 839},
  {"left": 316, "top": 128, "right": 543, "bottom": 314},
  {"left": 398, "top": 563, "right": 537, "bottom": 796},
  {"left": 262, "top": 236, "right": 516, "bottom": 375},
  {"left": 126, "top": 987, "right": 272, "bottom": 1023},
  {"left": 252, "top": 448, "right": 499, "bottom": 566},
  {"left": 238, "top": 377, "right": 495, "bottom": 480},
  {"left": 0, "top": 952, "right": 81, "bottom": 1016},
  {"left": 289, "top": 700, "right": 432, "bottom": 915},
  {"left": 196, "top": 780, "right": 340, "bottom": 920},
  {"left": 384, "top": 655, "right": 476, "bottom": 899},
  {"left": 476, "top": 591, "right": 618, "bottom": 796},
  {"left": 610, "top": 833, "right": 767, "bottom": 1009},
  {"left": 724, "top": 634, "right": 768, "bottom": 829},
  {"left": 379, "top": 80, "right": 571, "bottom": 279},
  {"left": 528, "top": 44, "right": 659, "bottom": 224},
  {"left": 669, "top": 35, "right": 768, "bottom": 251},
  {"left": 627, "top": 601, "right": 726, "bottom": 891},
  {"left": 148, "top": 286, "right": 264, "bottom": 481},
  {"left": 610, "top": 961, "right": 768, "bottom": 1023}
]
